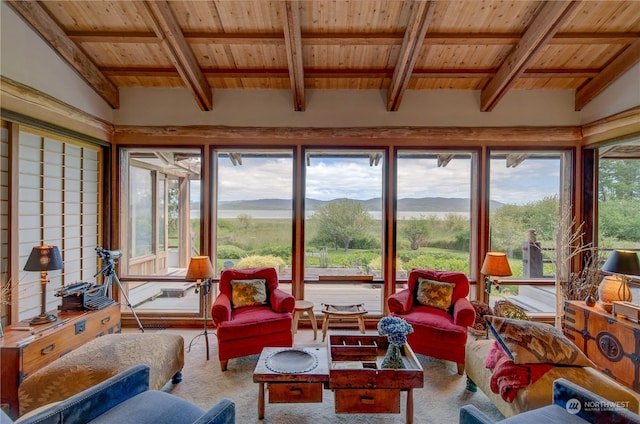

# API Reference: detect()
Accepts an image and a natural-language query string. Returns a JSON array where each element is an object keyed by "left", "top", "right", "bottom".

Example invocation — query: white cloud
[{"left": 212, "top": 155, "right": 560, "bottom": 205}]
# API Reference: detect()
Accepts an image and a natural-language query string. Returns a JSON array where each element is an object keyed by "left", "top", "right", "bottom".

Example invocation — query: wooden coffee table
[
  {"left": 252, "top": 346, "right": 330, "bottom": 419},
  {"left": 253, "top": 335, "right": 423, "bottom": 423}
]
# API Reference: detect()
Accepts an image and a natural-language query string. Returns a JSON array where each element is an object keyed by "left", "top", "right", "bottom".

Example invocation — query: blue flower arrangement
[{"left": 377, "top": 316, "right": 413, "bottom": 346}]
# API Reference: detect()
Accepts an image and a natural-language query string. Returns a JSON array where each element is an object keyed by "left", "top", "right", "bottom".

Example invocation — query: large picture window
[
  {"left": 303, "top": 149, "right": 384, "bottom": 313},
  {"left": 119, "top": 148, "right": 202, "bottom": 314},
  {"left": 396, "top": 151, "right": 475, "bottom": 279},
  {"left": 214, "top": 150, "right": 294, "bottom": 286},
  {"left": 597, "top": 153, "right": 640, "bottom": 299},
  {"left": 488, "top": 151, "right": 567, "bottom": 314}
]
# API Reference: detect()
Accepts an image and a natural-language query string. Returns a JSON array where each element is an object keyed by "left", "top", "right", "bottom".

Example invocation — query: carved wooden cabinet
[
  {"left": 562, "top": 300, "right": 640, "bottom": 393},
  {"left": 0, "top": 304, "right": 121, "bottom": 418}
]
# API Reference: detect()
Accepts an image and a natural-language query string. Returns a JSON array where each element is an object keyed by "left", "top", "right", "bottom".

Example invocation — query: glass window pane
[
  {"left": 215, "top": 150, "right": 293, "bottom": 283},
  {"left": 129, "top": 166, "right": 153, "bottom": 258},
  {"left": 120, "top": 148, "right": 202, "bottom": 314},
  {"left": 488, "top": 152, "right": 563, "bottom": 314},
  {"left": 396, "top": 151, "right": 474, "bottom": 279},
  {"left": 304, "top": 150, "right": 384, "bottom": 313},
  {"left": 597, "top": 154, "right": 640, "bottom": 299}
]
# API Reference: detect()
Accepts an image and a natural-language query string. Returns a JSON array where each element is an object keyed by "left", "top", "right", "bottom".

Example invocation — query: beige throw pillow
[
  {"left": 415, "top": 278, "right": 454, "bottom": 310},
  {"left": 486, "top": 315, "right": 594, "bottom": 367},
  {"left": 230, "top": 278, "right": 267, "bottom": 308}
]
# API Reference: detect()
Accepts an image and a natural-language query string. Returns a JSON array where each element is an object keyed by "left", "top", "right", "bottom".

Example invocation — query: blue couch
[
  {"left": 460, "top": 378, "right": 640, "bottom": 424},
  {"left": 1, "top": 365, "right": 234, "bottom": 424}
]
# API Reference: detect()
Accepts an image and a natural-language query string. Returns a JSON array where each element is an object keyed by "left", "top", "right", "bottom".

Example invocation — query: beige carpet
[{"left": 152, "top": 328, "right": 504, "bottom": 424}]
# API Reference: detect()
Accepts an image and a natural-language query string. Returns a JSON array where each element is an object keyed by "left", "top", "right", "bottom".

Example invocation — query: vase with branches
[{"left": 554, "top": 209, "right": 601, "bottom": 327}]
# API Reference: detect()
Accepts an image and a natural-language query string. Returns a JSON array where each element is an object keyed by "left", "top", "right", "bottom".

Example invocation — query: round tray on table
[{"left": 265, "top": 348, "right": 318, "bottom": 374}]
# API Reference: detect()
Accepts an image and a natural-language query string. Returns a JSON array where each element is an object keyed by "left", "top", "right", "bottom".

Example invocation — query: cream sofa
[{"left": 465, "top": 338, "right": 639, "bottom": 418}]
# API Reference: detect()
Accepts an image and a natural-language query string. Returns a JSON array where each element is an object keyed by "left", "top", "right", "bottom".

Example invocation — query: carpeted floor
[{"left": 152, "top": 328, "right": 504, "bottom": 424}]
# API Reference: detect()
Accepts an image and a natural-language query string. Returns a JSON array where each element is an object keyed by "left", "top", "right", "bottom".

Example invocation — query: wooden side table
[
  {"left": 320, "top": 303, "right": 367, "bottom": 342},
  {"left": 293, "top": 300, "right": 317, "bottom": 340}
]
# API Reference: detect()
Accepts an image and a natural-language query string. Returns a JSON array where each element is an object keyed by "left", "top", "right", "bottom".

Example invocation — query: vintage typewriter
[{"left": 55, "top": 281, "right": 115, "bottom": 311}]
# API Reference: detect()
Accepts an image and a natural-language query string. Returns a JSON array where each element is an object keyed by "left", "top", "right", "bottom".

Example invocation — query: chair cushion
[
  {"left": 216, "top": 306, "right": 292, "bottom": 342},
  {"left": 402, "top": 306, "right": 466, "bottom": 334},
  {"left": 230, "top": 278, "right": 267, "bottom": 308},
  {"left": 415, "top": 278, "right": 454, "bottom": 310},
  {"left": 89, "top": 391, "right": 204, "bottom": 424},
  {"left": 486, "top": 316, "right": 594, "bottom": 367}
]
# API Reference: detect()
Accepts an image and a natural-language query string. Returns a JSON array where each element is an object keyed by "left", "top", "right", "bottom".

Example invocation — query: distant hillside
[{"left": 219, "top": 197, "right": 505, "bottom": 212}]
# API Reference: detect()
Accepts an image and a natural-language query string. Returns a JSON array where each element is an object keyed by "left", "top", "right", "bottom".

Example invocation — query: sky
[{"left": 210, "top": 154, "right": 561, "bottom": 206}]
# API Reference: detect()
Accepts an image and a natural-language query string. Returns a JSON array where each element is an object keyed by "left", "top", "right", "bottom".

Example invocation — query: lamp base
[{"left": 30, "top": 313, "right": 57, "bottom": 325}]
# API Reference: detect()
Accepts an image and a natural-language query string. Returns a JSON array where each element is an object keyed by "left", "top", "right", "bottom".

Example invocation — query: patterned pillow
[
  {"left": 230, "top": 279, "right": 267, "bottom": 308},
  {"left": 485, "top": 315, "right": 594, "bottom": 367},
  {"left": 415, "top": 278, "right": 454, "bottom": 310}
]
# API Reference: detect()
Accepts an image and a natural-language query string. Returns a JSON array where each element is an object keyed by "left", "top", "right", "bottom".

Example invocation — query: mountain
[{"left": 218, "top": 197, "right": 505, "bottom": 212}]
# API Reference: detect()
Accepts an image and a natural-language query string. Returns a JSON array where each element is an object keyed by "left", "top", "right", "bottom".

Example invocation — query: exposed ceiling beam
[
  {"left": 480, "top": 1, "right": 580, "bottom": 112},
  {"left": 66, "top": 30, "right": 640, "bottom": 46},
  {"left": 101, "top": 66, "right": 599, "bottom": 79},
  {"left": 6, "top": 0, "right": 119, "bottom": 109},
  {"left": 282, "top": 1, "right": 305, "bottom": 111},
  {"left": 575, "top": 38, "right": 640, "bottom": 111},
  {"left": 387, "top": 1, "right": 436, "bottom": 111},
  {"left": 142, "top": 1, "right": 212, "bottom": 111}
]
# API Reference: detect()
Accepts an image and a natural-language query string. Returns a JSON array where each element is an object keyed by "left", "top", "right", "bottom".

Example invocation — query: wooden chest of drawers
[
  {"left": 0, "top": 304, "right": 121, "bottom": 418},
  {"left": 562, "top": 300, "right": 640, "bottom": 393}
]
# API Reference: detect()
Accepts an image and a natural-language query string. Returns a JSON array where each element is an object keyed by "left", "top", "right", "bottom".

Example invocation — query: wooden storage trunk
[{"left": 563, "top": 300, "right": 640, "bottom": 393}]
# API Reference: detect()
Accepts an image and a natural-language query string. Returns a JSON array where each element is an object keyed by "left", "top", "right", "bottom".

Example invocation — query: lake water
[{"left": 215, "top": 209, "right": 469, "bottom": 220}]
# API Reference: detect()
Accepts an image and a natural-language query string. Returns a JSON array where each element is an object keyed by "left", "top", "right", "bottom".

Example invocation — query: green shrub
[
  {"left": 236, "top": 255, "right": 286, "bottom": 269},
  {"left": 217, "top": 245, "right": 246, "bottom": 259},
  {"left": 257, "top": 245, "right": 292, "bottom": 260},
  {"left": 369, "top": 256, "right": 404, "bottom": 272}
]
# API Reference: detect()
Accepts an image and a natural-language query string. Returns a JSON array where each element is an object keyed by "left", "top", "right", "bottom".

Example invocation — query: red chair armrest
[
  {"left": 453, "top": 297, "right": 475, "bottom": 327},
  {"left": 211, "top": 293, "right": 232, "bottom": 325},
  {"left": 388, "top": 289, "right": 413, "bottom": 314},
  {"left": 270, "top": 288, "right": 295, "bottom": 313}
]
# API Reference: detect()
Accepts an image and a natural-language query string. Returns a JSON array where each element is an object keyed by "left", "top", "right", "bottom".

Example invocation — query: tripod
[
  {"left": 94, "top": 257, "right": 144, "bottom": 332},
  {"left": 187, "top": 279, "right": 212, "bottom": 360}
]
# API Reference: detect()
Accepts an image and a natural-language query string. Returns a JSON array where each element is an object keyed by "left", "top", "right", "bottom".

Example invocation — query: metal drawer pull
[
  {"left": 101, "top": 316, "right": 111, "bottom": 325},
  {"left": 41, "top": 343, "right": 55, "bottom": 355},
  {"left": 289, "top": 388, "right": 302, "bottom": 395},
  {"left": 360, "top": 397, "right": 375, "bottom": 404}
]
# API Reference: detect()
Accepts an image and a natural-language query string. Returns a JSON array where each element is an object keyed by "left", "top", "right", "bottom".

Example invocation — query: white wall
[
  {"left": 580, "top": 63, "right": 640, "bottom": 125},
  {"left": 0, "top": 2, "right": 113, "bottom": 122},
  {"left": 113, "top": 87, "right": 582, "bottom": 127}
]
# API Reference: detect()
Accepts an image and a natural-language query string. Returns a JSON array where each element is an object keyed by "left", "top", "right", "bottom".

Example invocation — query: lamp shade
[
  {"left": 24, "top": 246, "right": 63, "bottom": 271},
  {"left": 186, "top": 256, "right": 215, "bottom": 280},
  {"left": 481, "top": 252, "right": 512, "bottom": 277},
  {"left": 601, "top": 250, "right": 640, "bottom": 276}
]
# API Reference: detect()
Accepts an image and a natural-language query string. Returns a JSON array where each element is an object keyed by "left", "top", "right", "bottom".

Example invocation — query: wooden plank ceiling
[{"left": 7, "top": 0, "right": 640, "bottom": 112}]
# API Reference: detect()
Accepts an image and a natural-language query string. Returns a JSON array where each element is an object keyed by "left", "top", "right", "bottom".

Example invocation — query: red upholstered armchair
[
  {"left": 211, "top": 267, "right": 295, "bottom": 371},
  {"left": 387, "top": 269, "right": 475, "bottom": 375}
]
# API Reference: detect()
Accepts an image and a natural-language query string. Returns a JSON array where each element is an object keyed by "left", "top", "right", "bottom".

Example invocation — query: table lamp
[
  {"left": 481, "top": 252, "right": 512, "bottom": 296},
  {"left": 186, "top": 256, "right": 215, "bottom": 360},
  {"left": 598, "top": 249, "right": 640, "bottom": 312},
  {"left": 24, "top": 245, "right": 64, "bottom": 325}
]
